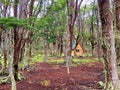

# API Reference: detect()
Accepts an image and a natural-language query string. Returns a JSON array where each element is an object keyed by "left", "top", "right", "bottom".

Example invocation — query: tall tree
[
  {"left": 2, "top": 0, "right": 9, "bottom": 71},
  {"left": 22, "top": 0, "right": 35, "bottom": 69},
  {"left": 65, "top": 0, "right": 83, "bottom": 74},
  {"left": 0, "top": 0, "right": 17, "bottom": 89},
  {"left": 66, "top": 0, "right": 83, "bottom": 51},
  {"left": 13, "top": 0, "right": 18, "bottom": 81},
  {"left": 89, "top": 0, "right": 97, "bottom": 57},
  {"left": 115, "top": 0, "right": 120, "bottom": 65},
  {"left": 13, "top": 0, "right": 28, "bottom": 80},
  {"left": 98, "top": 0, "right": 119, "bottom": 89},
  {"left": 115, "top": 0, "right": 120, "bottom": 32},
  {"left": 95, "top": 7, "right": 102, "bottom": 60}
]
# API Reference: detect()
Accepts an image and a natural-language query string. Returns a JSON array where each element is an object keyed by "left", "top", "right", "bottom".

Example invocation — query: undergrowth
[{"left": 30, "top": 54, "right": 100, "bottom": 65}]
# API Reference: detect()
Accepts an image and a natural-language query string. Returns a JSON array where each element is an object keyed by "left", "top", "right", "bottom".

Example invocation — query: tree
[
  {"left": 95, "top": 7, "right": 102, "bottom": 60},
  {"left": 0, "top": 0, "right": 17, "bottom": 89},
  {"left": 65, "top": 0, "right": 83, "bottom": 74},
  {"left": 98, "top": 0, "right": 119, "bottom": 89},
  {"left": 89, "top": 0, "right": 97, "bottom": 57},
  {"left": 66, "top": 0, "right": 83, "bottom": 51},
  {"left": 22, "top": 0, "right": 35, "bottom": 69},
  {"left": 115, "top": 0, "right": 120, "bottom": 65},
  {"left": 0, "top": 0, "right": 9, "bottom": 71},
  {"left": 13, "top": 0, "right": 28, "bottom": 80},
  {"left": 115, "top": 0, "right": 120, "bottom": 32}
]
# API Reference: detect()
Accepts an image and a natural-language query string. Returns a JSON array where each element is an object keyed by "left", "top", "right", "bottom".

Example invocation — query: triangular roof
[
  {"left": 72, "top": 42, "right": 82, "bottom": 49},
  {"left": 72, "top": 42, "right": 76, "bottom": 49}
]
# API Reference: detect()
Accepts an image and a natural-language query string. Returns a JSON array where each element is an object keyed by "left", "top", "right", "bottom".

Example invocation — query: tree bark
[
  {"left": 13, "top": 0, "right": 18, "bottom": 81},
  {"left": 13, "top": 0, "right": 27, "bottom": 80},
  {"left": 115, "top": 0, "right": 120, "bottom": 65},
  {"left": 21, "top": 0, "right": 35, "bottom": 69},
  {"left": 14, "top": 27, "right": 23, "bottom": 80},
  {"left": 3, "top": 30, "right": 7, "bottom": 70},
  {"left": 98, "top": 0, "right": 119, "bottom": 89},
  {"left": 96, "top": 8, "right": 102, "bottom": 60},
  {"left": 64, "top": 26, "right": 71, "bottom": 74},
  {"left": 8, "top": 30, "right": 16, "bottom": 90},
  {"left": 2, "top": 0, "right": 9, "bottom": 71},
  {"left": 115, "top": 0, "right": 120, "bottom": 32}
]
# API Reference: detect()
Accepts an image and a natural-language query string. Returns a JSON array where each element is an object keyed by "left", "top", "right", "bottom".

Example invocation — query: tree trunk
[
  {"left": 23, "top": 31, "right": 33, "bottom": 69},
  {"left": 96, "top": 8, "right": 102, "bottom": 60},
  {"left": 98, "top": 0, "right": 119, "bottom": 89},
  {"left": 13, "top": 0, "right": 18, "bottom": 81},
  {"left": 1, "top": 0, "right": 9, "bottom": 71},
  {"left": 44, "top": 38, "right": 48, "bottom": 62},
  {"left": 65, "top": 0, "right": 83, "bottom": 74},
  {"left": 13, "top": 27, "right": 23, "bottom": 80},
  {"left": 115, "top": 0, "right": 120, "bottom": 32},
  {"left": 26, "top": 0, "right": 35, "bottom": 65},
  {"left": 2, "top": 30, "right": 7, "bottom": 70},
  {"left": 59, "top": 35, "right": 63, "bottom": 56},
  {"left": 13, "top": 0, "right": 27, "bottom": 80},
  {"left": 8, "top": 30, "right": 16, "bottom": 90},
  {"left": 0, "top": 28, "right": 2, "bottom": 44},
  {"left": 66, "top": 0, "right": 83, "bottom": 51},
  {"left": 115, "top": 0, "right": 120, "bottom": 65},
  {"left": 90, "top": 1, "right": 96, "bottom": 57},
  {"left": 65, "top": 27, "right": 71, "bottom": 74}
]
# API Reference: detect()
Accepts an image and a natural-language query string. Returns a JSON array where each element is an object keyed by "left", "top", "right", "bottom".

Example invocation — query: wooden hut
[{"left": 71, "top": 42, "right": 83, "bottom": 57}]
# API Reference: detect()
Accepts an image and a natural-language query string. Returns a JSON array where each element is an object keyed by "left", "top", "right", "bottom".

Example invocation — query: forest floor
[{"left": 0, "top": 60, "right": 104, "bottom": 90}]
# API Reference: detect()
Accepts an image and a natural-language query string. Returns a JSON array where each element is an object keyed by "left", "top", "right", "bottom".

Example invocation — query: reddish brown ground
[{"left": 0, "top": 62, "right": 104, "bottom": 90}]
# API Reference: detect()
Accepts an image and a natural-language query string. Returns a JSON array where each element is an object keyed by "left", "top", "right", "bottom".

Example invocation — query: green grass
[
  {"left": 49, "top": 59, "right": 64, "bottom": 64},
  {"left": 30, "top": 54, "right": 100, "bottom": 65},
  {"left": 30, "top": 54, "right": 45, "bottom": 64},
  {"left": 0, "top": 53, "right": 100, "bottom": 66},
  {"left": 49, "top": 57, "right": 99, "bottom": 65},
  {"left": 73, "top": 58, "right": 99, "bottom": 64}
]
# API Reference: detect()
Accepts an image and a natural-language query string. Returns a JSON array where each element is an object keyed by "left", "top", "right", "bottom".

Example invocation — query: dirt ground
[{"left": 0, "top": 62, "right": 104, "bottom": 90}]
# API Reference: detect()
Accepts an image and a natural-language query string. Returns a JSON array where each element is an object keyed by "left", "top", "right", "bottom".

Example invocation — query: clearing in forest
[{"left": 0, "top": 59, "right": 104, "bottom": 90}]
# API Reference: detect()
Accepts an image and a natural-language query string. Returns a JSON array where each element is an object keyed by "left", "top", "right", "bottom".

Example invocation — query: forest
[{"left": 0, "top": 0, "right": 120, "bottom": 90}]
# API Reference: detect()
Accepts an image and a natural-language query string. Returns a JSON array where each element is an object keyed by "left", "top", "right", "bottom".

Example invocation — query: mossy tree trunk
[
  {"left": 13, "top": 0, "right": 27, "bottom": 80},
  {"left": 1, "top": 0, "right": 9, "bottom": 71},
  {"left": 115, "top": 0, "right": 120, "bottom": 32},
  {"left": 24, "top": 0, "right": 35, "bottom": 68},
  {"left": 8, "top": 30, "right": 16, "bottom": 90},
  {"left": 115, "top": 0, "right": 120, "bottom": 65},
  {"left": 98, "top": 0, "right": 119, "bottom": 89},
  {"left": 2, "top": 30, "right": 7, "bottom": 70}
]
